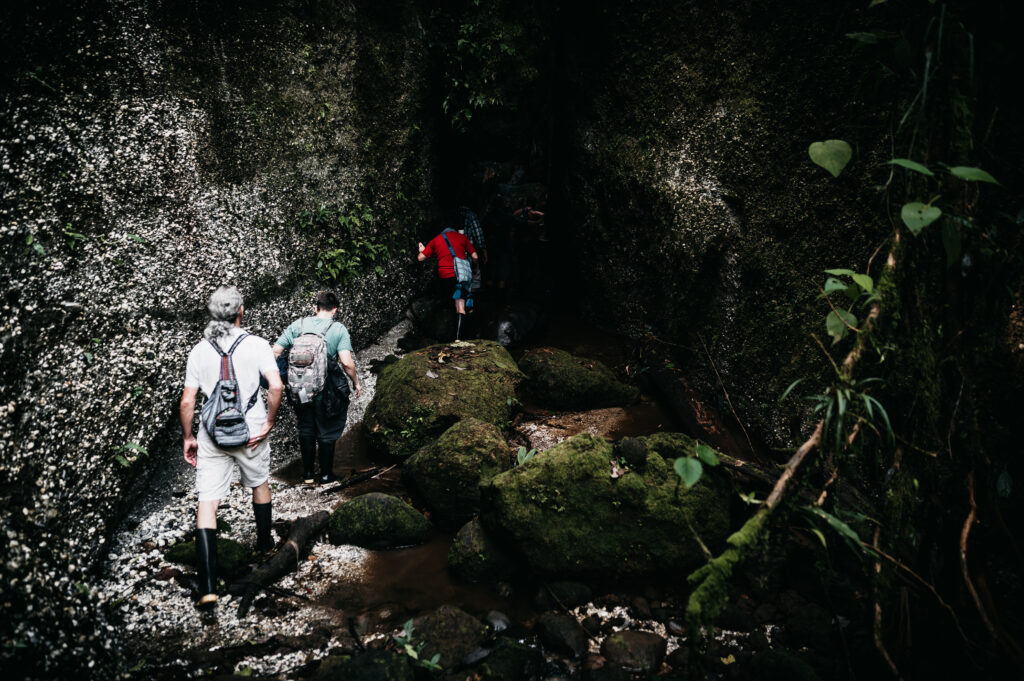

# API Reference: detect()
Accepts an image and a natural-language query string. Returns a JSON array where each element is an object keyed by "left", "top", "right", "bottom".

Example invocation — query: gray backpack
[
  {"left": 287, "top": 319, "right": 334, "bottom": 403},
  {"left": 201, "top": 334, "right": 259, "bottom": 448}
]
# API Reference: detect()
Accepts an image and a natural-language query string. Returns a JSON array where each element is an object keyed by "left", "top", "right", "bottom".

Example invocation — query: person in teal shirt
[{"left": 274, "top": 290, "right": 362, "bottom": 484}]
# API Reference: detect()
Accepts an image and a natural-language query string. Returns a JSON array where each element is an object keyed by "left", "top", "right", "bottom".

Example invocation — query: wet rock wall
[
  {"left": 0, "top": 1, "right": 436, "bottom": 677},
  {"left": 557, "top": 1, "right": 888, "bottom": 445}
]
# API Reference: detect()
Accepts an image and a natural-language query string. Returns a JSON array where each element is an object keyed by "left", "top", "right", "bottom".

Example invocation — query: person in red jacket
[{"left": 418, "top": 227, "right": 479, "bottom": 337}]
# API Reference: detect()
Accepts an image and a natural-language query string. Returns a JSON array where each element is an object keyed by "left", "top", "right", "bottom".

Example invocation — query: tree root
[{"left": 230, "top": 510, "right": 330, "bottom": 617}]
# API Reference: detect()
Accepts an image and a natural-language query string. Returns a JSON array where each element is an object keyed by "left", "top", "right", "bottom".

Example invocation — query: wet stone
[
  {"left": 448, "top": 517, "right": 516, "bottom": 583},
  {"left": 413, "top": 604, "right": 489, "bottom": 669},
  {"left": 599, "top": 630, "right": 667, "bottom": 673},
  {"left": 536, "top": 612, "right": 589, "bottom": 659}
]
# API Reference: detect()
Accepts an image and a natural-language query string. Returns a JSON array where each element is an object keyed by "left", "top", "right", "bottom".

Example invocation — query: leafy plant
[
  {"left": 516, "top": 446, "right": 536, "bottom": 465},
  {"left": 391, "top": 619, "right": 442, "bottom": 670},
  {"left": 112, "top": 441, "right": 148, "bottom": 468},
  {"left": 298, "top": 203, "right": 390, "bottom": 285},
  {"left": 781, "top": 374, "right": 892, "bottom": 456},
  {"left": 672, "top": 443, "right": 720, "bottom": 489},
  {"left": 820, "top": 268, "right": 876, "bottom": 344}
]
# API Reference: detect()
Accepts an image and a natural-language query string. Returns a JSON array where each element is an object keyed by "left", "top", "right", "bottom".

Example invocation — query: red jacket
[{"left": 422, "top": 230, "right": 476, "bottom": 279}]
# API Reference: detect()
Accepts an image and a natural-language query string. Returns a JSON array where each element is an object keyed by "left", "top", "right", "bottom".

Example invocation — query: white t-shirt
[{"left": 184, "top": 327, "right": 278, "bottom": 447}]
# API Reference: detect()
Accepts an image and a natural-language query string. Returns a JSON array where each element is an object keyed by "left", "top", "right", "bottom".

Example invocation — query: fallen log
[{"left": 230, "top": 510, "right": 330, "bottom": 617}]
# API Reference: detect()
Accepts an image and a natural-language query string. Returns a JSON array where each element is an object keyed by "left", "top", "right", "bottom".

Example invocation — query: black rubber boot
[
  {"left": 195, "top": 527, "right": 218, "bottom": 608},
  {"left": 299, "top": 435, "right": 317, "bottom": 484},
  {"left": 317, "top": 440, "right": 338, "bottom": 484},
  {"left": 253, "top": 501, "right": 273, "bottom": 552}
]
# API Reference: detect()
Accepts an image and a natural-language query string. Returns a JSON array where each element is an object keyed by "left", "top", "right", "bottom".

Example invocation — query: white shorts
[{"left": 195, "top": 436, "right": 270, "bottom": 502}]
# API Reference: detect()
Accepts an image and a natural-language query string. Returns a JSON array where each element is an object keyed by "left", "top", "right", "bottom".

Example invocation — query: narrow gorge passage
[{"left": 3, "top": 2, "right": 1023, "bottom": 681}]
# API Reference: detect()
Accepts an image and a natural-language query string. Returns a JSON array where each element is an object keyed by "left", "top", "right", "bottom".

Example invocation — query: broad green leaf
[
  {"left": 809, "top": 507, "right": 862, "bottom": 545},
  {"left": 823, "top": 277, "right": 848, "bottom": 295},
  {"left": 850, "top": 273, "right": 873, "bottom": 293},
  {"left": 887, "top": 158, "right": 934, "bottom": 176},
  {"left": 900, "top": 202, "right": 942, "bottom": 236},
  {"left": 824, "top": 268, "right": 855, "bottom": 276},
  {"left": 674, "top": 457, "right": 703, "bottom": 489},
  {"left": 826, "top": 309, "right": 858, "bottom": 344},
  {"left": 114, "top": 455, "right": 129, "bottom": 467},
  {"left": 948, "top": 166, "right": 999, "bottom": 184},
  {"left": 696, "top": 444, "right": 720, "bottom": 467},
  {"left": 808, "top": 140, "right": 852, "bottom": 178},
  {"left": 942, "top": 221, "right": 961, "bottom": 269}
]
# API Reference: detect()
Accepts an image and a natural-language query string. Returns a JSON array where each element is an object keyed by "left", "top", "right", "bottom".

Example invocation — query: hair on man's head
[{"left": 315, "top": 290, "right": 340, "bottom": 311}]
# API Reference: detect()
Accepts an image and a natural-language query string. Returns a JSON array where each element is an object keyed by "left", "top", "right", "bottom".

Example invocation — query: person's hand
[
  {"left": 417, "top": 242, "right": 425, "bottom": 253},
  {"left": 353, "top": 383, "right": 363, "bottom": 399},
  {"left": 481, "top": 249, "right": 489, "bottom": 265},
  {"left": 247, "top": 422, "right": 272, "bottom": 450},
  {"left": 183, "top": 436, "right": 198, "bottom": 467}
]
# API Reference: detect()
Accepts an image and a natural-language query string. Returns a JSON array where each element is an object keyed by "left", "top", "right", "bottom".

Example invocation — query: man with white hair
[{"left": 179, "top": 286, "right": 283, "bottom": 608}]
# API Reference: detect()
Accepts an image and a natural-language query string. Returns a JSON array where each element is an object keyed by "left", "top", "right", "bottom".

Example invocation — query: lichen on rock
[
  {"left": 405, "top": 417, "right": 510, "bottom": 525},
  {"left": 480, "top": 433, "right": 730, "bottom": 578},
  {"left": 518, "top": 346, "right": 639, "bottom": 410},
  {"left": 327, "top": 492, "right": 431, "bottom": 549},
  {"left": 363, "top": 340, "right": 523, "bottom": 457}
]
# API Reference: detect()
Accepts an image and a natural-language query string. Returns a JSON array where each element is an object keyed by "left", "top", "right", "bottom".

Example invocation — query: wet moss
[
  {"left": 519, "top": 346, "right": 639, "bottom": 410},
  {"left": 327, "top": 493, "right": 431, "bottom": 549},
  {"left": 405, "top": 418, "right": 510, "bottom": 525},
  {"left": 480, "top": 433, "right": 730, "bottom": 578},
  {"left": 363, "top": 341, "right": 524, "bottom": 457},
  {"left": 163, "top": 537, "right": 249, "bottom": 578}
]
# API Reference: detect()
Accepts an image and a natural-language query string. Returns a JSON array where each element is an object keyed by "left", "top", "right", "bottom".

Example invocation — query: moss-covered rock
[
  {"left": 163, "top": 537, "right": 249, "bottom": 578},
  {"left": 519, "top": 347, "right": 639, "bottom": 410},
  {"left": 328, "top": 493, "right": 431, "bottom": 549},
  {"left": 405, "top": 418, "right": 511, "bottom": 524},
  {"left": 364, "top": 341, "right": 524, "bottom": 457},
  {"left": 413, "top": 604, "right": 488, "bottom": 669},
  {"left": 640, "top": 432, "right": 704, "bottom": 459},
  {"left": 480, "top": 433, "right": 730, "bottom": 578},
  {"left": 314, "top": 650, "right": 415, "bottom": 681},
  {"left": 447, "top": 517, "right": 516, "bottom": 583}
]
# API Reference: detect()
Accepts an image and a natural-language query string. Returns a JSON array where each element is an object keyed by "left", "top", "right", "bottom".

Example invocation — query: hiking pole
[{"left": 455, "top": 312, "right": 463, "bottom": 341}]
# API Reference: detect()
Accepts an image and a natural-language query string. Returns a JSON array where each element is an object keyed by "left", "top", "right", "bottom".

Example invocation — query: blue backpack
[{"left": 201, "top": 334, "right": 259, "bottom": 448}]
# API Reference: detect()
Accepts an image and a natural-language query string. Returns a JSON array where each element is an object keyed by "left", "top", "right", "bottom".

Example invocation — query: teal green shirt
[{"left": 275, "top": 317, "right": 352, "bottom": 357}]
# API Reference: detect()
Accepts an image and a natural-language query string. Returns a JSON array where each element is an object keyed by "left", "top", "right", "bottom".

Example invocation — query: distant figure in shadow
[
  {"left": 418, "top": 223, "right": 479, "bottom": 340},
  {"left": 179, "top": 286, "right": 283, "bottom": 608}
]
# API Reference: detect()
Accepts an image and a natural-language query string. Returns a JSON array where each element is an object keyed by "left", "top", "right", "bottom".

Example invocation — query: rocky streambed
[{"left": 98, "top": 314, "right": 839, "bottom": 681}]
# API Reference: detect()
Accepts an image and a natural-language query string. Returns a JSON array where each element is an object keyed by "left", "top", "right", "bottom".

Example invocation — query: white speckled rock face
[{"left": 0, "top": 2, "right": 435, "bottom": 677}]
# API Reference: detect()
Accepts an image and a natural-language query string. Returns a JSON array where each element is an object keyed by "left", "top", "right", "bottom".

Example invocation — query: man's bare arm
[
  {"left": 247, "top": 370, "right": 283, "bottom": 449},
  {"left": 180, "top": 387, "right": 199, "bottom": 466},
  {"left": 339, "top": 350, "right": 362, "bottom": 399}
]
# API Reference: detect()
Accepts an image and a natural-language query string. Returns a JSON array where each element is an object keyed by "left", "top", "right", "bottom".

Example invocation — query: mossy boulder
[
  {"left": 364, "top": 341, "right": 524, "bottom": 457},
  {"left": 480, "top": 433, "right": 730, "bottom": 578},
  {"left": 519, "top": 347, "right": 639, "bottom": 410},
  {"left": 447, "top": 517, "right": 516, "bottom": 583},
  {"left": 413, "top": 605, "right": 488, "bottom": 669},
  {"left": 640, "top": 432, "right": 706, "bottom": 459},
  {"left": 327, "top": 493, "right": 431, "bottom": 549},
  {"left": 163, "top": 537, "right": 249, "bottom": 578},
  {"left": 405, "top": 418, "right": 511, "bottom": 525}
]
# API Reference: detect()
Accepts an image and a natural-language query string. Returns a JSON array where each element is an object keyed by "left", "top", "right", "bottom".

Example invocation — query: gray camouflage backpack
[
  {"left": 201, "top": 334, "right": 259, "bottom": 448},
  {"left": 287, "top": 319, "right": 334, "bottom": 403}
]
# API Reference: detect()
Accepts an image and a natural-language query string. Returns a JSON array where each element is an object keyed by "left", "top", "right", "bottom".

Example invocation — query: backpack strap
[
  {"left": 207, "top": 333, "right": 249, "bottom": 381},
  {"left": 441, "top": 231, "right": 462, "bottom": 259},
  {"left": 299, "top": 317, "right": 331, "bottom": 338}
]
